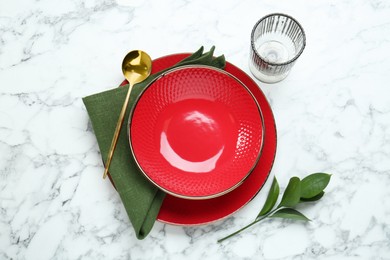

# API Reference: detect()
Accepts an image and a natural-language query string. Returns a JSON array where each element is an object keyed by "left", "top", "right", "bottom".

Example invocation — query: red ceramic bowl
[{"left": 129, "top": 66, "right": 264, "bottom": 199}]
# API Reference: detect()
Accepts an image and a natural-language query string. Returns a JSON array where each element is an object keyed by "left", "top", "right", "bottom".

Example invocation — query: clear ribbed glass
[{"left": 249, "top": 13, "right": 306, "bottom": 83}]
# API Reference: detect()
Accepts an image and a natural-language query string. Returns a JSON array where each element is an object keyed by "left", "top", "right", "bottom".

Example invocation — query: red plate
[
  {"left": 119, "top": 53, "right": 277, "bottom": 225},
  {"left": 129, "top": 66, "right": 264, "bottom": 199}
]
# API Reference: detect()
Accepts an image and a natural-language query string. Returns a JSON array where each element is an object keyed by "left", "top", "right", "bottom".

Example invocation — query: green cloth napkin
[{"left": 82, "top": 46, "right": 226, "bottom": 239}]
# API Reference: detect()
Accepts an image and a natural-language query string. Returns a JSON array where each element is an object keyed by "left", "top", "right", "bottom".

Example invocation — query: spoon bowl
[{"left": 122, "top": 50, "right": 152, "bottom": 84}]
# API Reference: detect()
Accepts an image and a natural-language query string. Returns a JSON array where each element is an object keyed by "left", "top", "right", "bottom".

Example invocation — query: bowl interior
[{"left": 129, "top": 66, "right": 264, "bottom": 199}]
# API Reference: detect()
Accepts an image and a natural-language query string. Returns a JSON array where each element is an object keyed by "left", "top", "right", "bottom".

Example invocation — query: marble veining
[{"left": 1, "top": 0, "right": 390, "bottom": 259}]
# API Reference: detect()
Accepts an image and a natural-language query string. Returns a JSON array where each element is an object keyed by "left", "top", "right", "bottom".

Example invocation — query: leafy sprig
[{"left": 217, "top": 173, "right": 331, "bottom": 243}]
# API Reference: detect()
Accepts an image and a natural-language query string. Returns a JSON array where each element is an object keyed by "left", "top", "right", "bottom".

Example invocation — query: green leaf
[
  {"left": 301, "top": 173, "right": 331, "bottom": 199},
  {"left": 257, "top": 177, "right": 280, "bottom": 217},
  {"left": 270, "top": 208, "right": 310, "bottom": 221},
  {"left": 278, "top": 177, "right": 301, "bottom": 208},
  {"left": 301, "top": 191, "right": 325, "bottom": 202}
]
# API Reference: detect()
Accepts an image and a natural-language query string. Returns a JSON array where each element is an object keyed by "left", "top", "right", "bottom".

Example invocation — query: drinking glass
[{"left": 249, "top": 13, "right": 306, "bottom": 83}]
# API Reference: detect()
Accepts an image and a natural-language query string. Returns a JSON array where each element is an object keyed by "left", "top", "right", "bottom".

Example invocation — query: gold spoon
[{"left": 103, "top": 50, "right": 152, "bottom": 179}]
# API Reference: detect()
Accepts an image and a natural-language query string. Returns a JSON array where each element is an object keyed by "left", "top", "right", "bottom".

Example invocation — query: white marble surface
[{"left": 1, "top": 0, "right": 390, "bottom": 259}]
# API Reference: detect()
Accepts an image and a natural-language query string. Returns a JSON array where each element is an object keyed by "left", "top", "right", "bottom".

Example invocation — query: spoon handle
[{"left": 103, "top": 83, "right": 134, "bottom": 179}]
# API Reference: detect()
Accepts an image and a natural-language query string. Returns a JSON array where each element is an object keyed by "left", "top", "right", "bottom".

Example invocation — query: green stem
[
  {"left": 217, "top": 219, "right": 260, "bottom": 243},
  {"left": 217, "top": 209, "right": 278, "bottom": 243}
]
